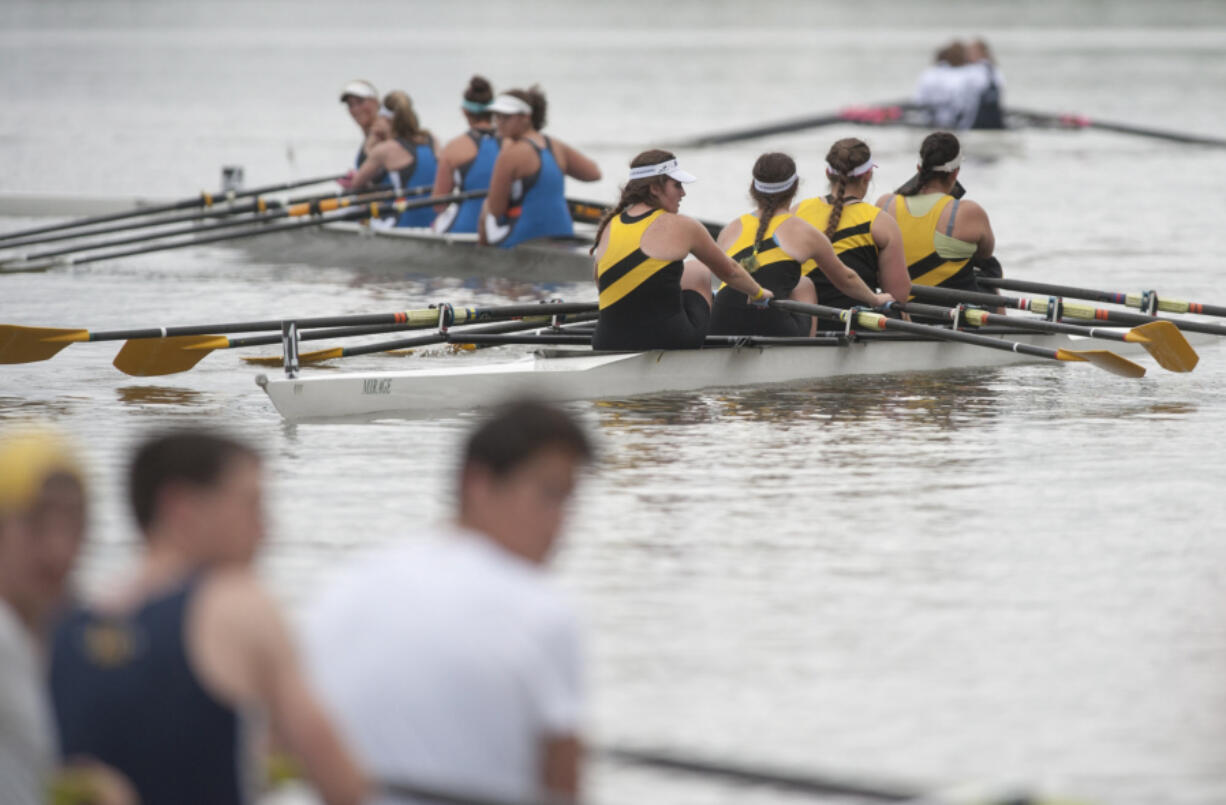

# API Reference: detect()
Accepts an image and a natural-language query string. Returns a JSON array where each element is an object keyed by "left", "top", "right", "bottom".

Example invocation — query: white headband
[
  {"left": 753, "top": 174, "right": 798, "bottom": 194},
  {"left": 486, "top": 94, "right": 534, "bottom": 116},
  {"left": 378, "top": 108, "right": 395, "bottom": 119},
  {"left": 923, "top": 153, "right": 962, "bottom": 172},
  {"left": 826, "top": 159, "right": 876, "bottom": 178},
  {"left": 628, "top": 158, "right": 697, "bottom": 183}
]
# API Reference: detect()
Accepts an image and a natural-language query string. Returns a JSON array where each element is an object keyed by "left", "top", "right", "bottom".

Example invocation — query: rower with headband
[
  {"left": 710, "top": 152, "right": 893, "bottom": 339},
  {"left": 478, "top": 86, "right": 602, "bottom": 248},
  {"left": 590, "top": 149, "right": 774, "bottom": 351},
  {"left": 792, "top": 138, "right": 911, "bottom": 331},
  {"left": 876, "top": 131, "right": 1000, "bottom": 295},
  {"left": 433, "top": 75, "right": 501, "bottom": 234}
]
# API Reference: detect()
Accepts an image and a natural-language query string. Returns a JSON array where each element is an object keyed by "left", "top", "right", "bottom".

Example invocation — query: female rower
[
  {"left": 479, "top": 86, "right": 601, "bottom": 248},
  {"left": 711, "top": 152, "right": 892, "bottom": 337},
  {"left": 339, "top": 90, "right": 438, "bottom": 227},
  {"left": 874, "top": 131, "right": 996, "bottom": 292},
  {"left": 590, "top": 150, "right": 773, "bottom": 351},
  {"left": 791, "top": 138, "right": 910, "bottom": 330},
  {"left": 432, "top": 75, "right": 500, "bottom": 234}
]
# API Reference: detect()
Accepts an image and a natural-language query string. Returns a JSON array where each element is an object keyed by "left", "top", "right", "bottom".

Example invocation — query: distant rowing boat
[
  {"left": 0, "top": 192, "right": 595, "bottom": 283},
  {"left": 256, "top": 328, "right": 1154, "bottom": 422}
]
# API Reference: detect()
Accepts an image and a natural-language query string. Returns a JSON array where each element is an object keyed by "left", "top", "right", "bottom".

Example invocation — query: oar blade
[
  {"left": 296, "top": 347, "right": 345, "bottom": 364},
  {"left": 1057, "top": 348, "right": 1146, "bottom": 378},
  {"left": 1126, "top": 321, "right": 1199, "bottom": 372},
  {"left": 0, "top": 326, "right": 88, "bottom": 364},
  {"left": 112, "top": 335, "right": 229, "bottom": 376}
]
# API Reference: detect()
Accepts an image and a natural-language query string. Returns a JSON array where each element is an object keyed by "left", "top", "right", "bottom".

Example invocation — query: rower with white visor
[
  {"left": 590, "top": 150, "right": 773, "bottom": 351},
  {"left": 875, "top": 131, "right": 997, "bottom": 293},
  {"left": 479, "top": 87, "right": 601, "bottom": 248}
]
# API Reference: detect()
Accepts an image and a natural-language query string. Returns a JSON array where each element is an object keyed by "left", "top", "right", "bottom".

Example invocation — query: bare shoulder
[
  {"left": 874, "top": 192, "right": 895, "bottom": 210},
  {"left": 195, "top": 568, "right": 283, "bottom": 637},
  {"left": 955, "top": 198, "right": 989, "bottom": 221},
  {"left": 717, "top": 216, "right": 743, "bottom": 245}
]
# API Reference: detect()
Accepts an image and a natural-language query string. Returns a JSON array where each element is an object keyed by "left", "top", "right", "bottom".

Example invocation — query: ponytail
[
  {"left": 745, "top": 152, "right": 798, "bottom": 269},
  {"left": 897, "top": 131, "right": 960, "bottom": 196},
  {"left": 822, "top": 138, "right": 872, "bottom": 234}
]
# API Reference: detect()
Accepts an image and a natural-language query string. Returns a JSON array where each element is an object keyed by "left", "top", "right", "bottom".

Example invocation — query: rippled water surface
[{"left": 4, "top": 2, "right": 1226, "bottom": 803}]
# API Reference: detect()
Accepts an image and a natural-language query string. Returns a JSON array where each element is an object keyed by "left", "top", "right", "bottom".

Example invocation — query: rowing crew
[
  {"left": 338, "top": 77, "right": 601, "bottom": 247},
  {"left": 591, "top": 131, "right": 998, "bottom": 350}
]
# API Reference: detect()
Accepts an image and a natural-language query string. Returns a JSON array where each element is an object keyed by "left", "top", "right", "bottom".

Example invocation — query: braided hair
[
  {"left": 383, "top": 90, "right": 433, "bottom": 146},
  {"left": 590, "top": 149, "right": 674, "bottom": 255},
  {"left": 896, "top": 131, "right": 960, "bottom": 196},
  {"left": 743, "top": 153, "right": 798, "bottom": 269},
  {"left": 822, "top": 138, "right": 872, "bottom": 241}
]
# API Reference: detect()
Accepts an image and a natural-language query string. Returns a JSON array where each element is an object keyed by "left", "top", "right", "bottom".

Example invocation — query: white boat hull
[{"left": 256, "top": 331, "right": 1116, "bottom": 422}]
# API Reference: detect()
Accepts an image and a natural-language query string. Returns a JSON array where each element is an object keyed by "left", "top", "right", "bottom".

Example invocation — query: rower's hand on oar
[
  {"left": 748, "top": 286, "right": 774, "bottom": 308},
  {"left": 336, "top": 170, "right": 356, "bottom": 190},
  {"left": 872, "top": 293, "right": 896, "bottom": 312}
]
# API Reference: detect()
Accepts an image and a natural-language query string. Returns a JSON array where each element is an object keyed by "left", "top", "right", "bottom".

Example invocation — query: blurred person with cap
[
  {"left": 0, "top": 427, "right": 132, "bottom": 805},
  {"left": 478, "top": 85, "right": 602, "bottom": 248},
  {"left": 48, "top": 430, "right": 367, "bottom": 805},
  {"left": 339, "top": 79, "right": 381, "bottom": 169},
  {"left": 913, "top": 41, "right": 970, "bottom": 130},
  {"left": 304, "top": 400, "right": 593, "bottom": 805},
  {"left": 588, "top": 149, "right": 773, "bottom": 351}
]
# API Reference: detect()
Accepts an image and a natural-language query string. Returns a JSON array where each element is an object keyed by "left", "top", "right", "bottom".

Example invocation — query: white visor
[
  {"left": 340, "top": 80, "right": 378, "bottom": 102},
  {"left": 924, "top": 153, "right": 962, "bottom": 173},
  {"left": 628, "top": 158, "right": 697, "bottom": 183},
  {"left": 377, "top": 107, "right": 395, "bottom": 119},
  {"left": 826, "top": 159, "right": 877, "bottom": 178},
  {"left": 753, "top": 174, "right": 798, "bottom": 194},
  {"left": 486, "top": 95, "right": 533, "bottom": 116}
]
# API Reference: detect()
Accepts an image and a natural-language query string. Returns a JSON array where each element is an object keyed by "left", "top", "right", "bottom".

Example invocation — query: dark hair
[
  {"left": 129, "top": 431, "right": 259, "bottom": 532},
  {"left": 463, "top": 400, "right": 592, "bottom": 478},
  {"left": 383, "top": 90, "right": 433, "bottom": 146},
  {"left": 590, "top": 148, "right": 675, "bottom": 255},
  {"left": 463, "top": 75, "right": 494, "bottom": 122},
  {"left": 746, "top": 153, "right": 798, "bottom": 261},
  {"left": 940, "top": 40, "right": 967, "bottom": 67},
  {"left": 505, "top": 86, "right": 547, "bottom": 131},
  {"left": 896, "top": 131, "right": 961, "bottom": 196},
  {"left": 822, "top": 138, "right": 872, "bottom": 240}
]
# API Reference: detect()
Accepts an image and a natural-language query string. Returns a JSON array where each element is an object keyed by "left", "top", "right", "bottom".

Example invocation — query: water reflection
[{"left": 116, "top": 385, "right": 209, "bottom": 406}]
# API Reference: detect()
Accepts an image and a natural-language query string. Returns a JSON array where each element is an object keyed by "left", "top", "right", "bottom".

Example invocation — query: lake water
[{"left": 4, "top": 2, "right": 1226, "bottom": 802}]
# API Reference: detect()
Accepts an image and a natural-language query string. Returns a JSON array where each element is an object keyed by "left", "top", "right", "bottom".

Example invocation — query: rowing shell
[
  {"left": 255, "top": 329, "right": 1161, "bottom": 422},
  {"left": 230, "top": 221, "right": 594, "bottom": 283}
]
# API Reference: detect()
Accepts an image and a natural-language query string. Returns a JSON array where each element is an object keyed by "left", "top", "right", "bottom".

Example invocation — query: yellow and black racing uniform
[
  {"left": 882, "top": 193, "right": 980, "bottom": 292},
  {"left": 795, "top": 196, "right": 883, "bottom": 330},
  {"left": 591, "top": 208, "right": 709, "bottom": 350},
  {"left": 709, "top": 213, "right": 807, "bottom": 336}
]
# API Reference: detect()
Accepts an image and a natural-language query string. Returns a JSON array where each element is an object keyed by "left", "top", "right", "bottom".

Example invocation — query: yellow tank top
[
  {"left": 595, "top": 209, "right": 681, "bottom": 310},
  {"left": 888, "top": 193, "right": 978, "bottom": 290},
  {"left": 720, "top": 213, "right": 801, "bottom": 296},
  {"left": 793, "top": 197, "right": 880, "bottom": 276}
]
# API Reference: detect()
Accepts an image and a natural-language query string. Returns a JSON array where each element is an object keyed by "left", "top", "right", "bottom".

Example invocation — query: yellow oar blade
[
  {"left": 1056, "top": 348, "right": 1146, "bottom": 378},
  {"left": 242, "top": 354, "right": 290, "bottom": 367},
  {"left": 0, "top": 325, "right": 88, "bottom": 364},
  {"left": 1125, "top": 321, "right": 1199, "bottom": 372},
  {"left": 296, "top": 347, "right": 345, "bottom": 364},
  {"left": 112, "top": 335, "right": 229, "bottom": 376}
]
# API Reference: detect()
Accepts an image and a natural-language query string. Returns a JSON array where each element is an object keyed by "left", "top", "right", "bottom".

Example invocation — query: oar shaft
[
  {"left": 898, "top": 301, "right": 1129, "bottom": 342},
  {"left": 0, "top": 173, "right": 342, "bottom": 244},
  {"left": 910, "top": 284, "right": 1226, "bottom": 336},
  {"left": 772, "top": 299, "right": 1068, "bottom": 361},
  {"left": 978, "top": 277, "right": 1226, "bottom": 318}
]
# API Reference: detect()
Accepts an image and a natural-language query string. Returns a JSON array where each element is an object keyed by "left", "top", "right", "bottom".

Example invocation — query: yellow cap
[{"left": 0, "top": 427, "right": 85, "bottom": 514}]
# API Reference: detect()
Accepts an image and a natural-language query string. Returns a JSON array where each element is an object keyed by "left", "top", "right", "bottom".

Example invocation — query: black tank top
[{"left": 50, "top": 576, "right": 248, "bottom": 805}]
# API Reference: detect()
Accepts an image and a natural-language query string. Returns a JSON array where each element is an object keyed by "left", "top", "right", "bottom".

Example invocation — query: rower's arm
[
  {"left": 869, "top": 213, "right": 912, "bottom": 302},
  {"left": 431, "top": 146, "right": 457, "bottom": 211},
  {"left": 542, "top": 735, "right": 582, "bottom": 799},
  {"left": 715, "top": 218, "right": 740, "bottom": 251},
  {"left": 556, "top": 140, "right": 601, "bottom": 182},
  {"left": 966, "top": 202, "right": 996, "bottom": 258},
  {"left": 193, "top": 573, "right": 368, "bottom": 805},
  {"left": 686, "top": 218, "right": 769, "bottom": 301},
  {"left": 348, "top": 145, "right": 390, "bottom": 192}
]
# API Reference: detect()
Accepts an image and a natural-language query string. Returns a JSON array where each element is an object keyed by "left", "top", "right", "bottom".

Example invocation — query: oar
[
  {"left": 0, "top": 298, "right": 590, "bottom": 365},
  {"left": 669, "top": 101, "right": 915, "bottom": 147},
  {"left": 897, "top": 300, "right": 1197, "bottom": 372},
  {"left": 1006, "top": 107, "right": 1226, "bottom": 148},
  {"left": 7, "top": 192, "right": 484, "bottom": 272},
  {"left": 0, "top": 173, "right": 344, "bottom": 244},
  {"left": 566, "top": 197, "right": 723, "bottom": 239},
  {"left": 771, "top": 299, "right": 1146, "bottom": 378},
  {"left": 0, "top": 189, "right": 409, "bottom": 267},
  {"left": 977, "top": 276, "right": 1226, "bottom": 319},
  {"left": 0, "top": 184, "right": 432, "bottom": 252},
  {"left": 111, "top": 307, "right": 597, "bottom": 376},
  {"left": 908, "top": 283, "right": 1226, "bottom": 338}
]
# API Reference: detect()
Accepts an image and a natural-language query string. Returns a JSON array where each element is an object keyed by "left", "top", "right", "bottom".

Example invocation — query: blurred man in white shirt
[{"left": 306, "top": 400, "right": 594, "bottom": 805}]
